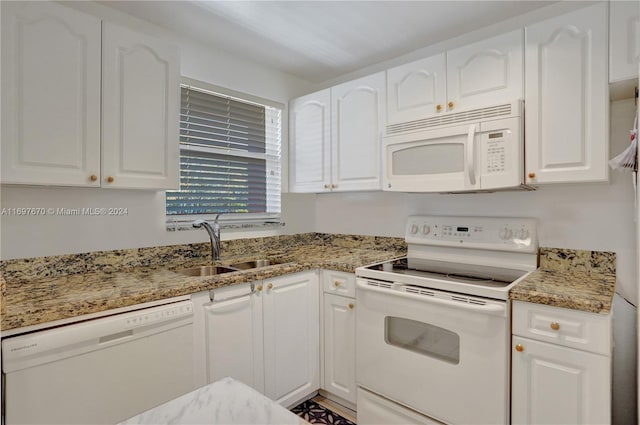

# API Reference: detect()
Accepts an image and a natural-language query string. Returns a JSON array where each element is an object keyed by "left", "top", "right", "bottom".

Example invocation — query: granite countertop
[
  {"left": 1, "top": 234, "right": 406, "bottom": 331},
  {"left": 119, "top": 377, "right": 306, "bottom": 425},
  {"left": 1, "top": 236, "right": 617, "bottom": 332},
  {"left": 509, "top": 248, "right": 616, "bottom": 314}
]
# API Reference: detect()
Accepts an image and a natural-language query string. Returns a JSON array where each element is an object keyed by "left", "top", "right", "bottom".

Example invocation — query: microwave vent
[{"left": 386, "top": 103, "right": 513, "bottom": 135}]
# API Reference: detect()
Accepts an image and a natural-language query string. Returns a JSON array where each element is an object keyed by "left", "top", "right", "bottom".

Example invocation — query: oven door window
[{"left": 384, "top": 316, "right": 460, "bottom": 364}]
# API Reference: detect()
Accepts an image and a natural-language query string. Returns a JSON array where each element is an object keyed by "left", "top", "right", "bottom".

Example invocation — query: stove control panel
[{"left": 406, "top": 215, "right": 537, "bottom": 252}]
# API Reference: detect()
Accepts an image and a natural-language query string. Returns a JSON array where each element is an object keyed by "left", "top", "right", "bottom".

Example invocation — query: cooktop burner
[{"left": 365, "top": 257, "right": 529, "bottom": 289}]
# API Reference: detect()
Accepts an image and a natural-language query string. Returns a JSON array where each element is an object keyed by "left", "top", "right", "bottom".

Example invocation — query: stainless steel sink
[
  {"left": 228, "top": 259, "right": 275, "bottom": 270},
  {"left": 174, "top": 265, "right": 237, "bottom": 277}
]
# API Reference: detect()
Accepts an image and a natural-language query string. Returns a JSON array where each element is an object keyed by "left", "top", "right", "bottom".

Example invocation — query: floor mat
[{"left": 291, "top": 399, "right": 356, "bottom": 425}]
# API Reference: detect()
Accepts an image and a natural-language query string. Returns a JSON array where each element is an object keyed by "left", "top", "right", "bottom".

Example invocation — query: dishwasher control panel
[{"left": 124, "top": 302, "right": 192, "bottom": 329}]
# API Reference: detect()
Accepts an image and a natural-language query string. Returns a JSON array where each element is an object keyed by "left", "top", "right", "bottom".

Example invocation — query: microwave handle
[{"left": 466, "top": 124, "right": 476, "bottom": 185}]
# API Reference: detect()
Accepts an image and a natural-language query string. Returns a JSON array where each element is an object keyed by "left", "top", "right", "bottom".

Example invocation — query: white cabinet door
[
  {"left": 203, "top": 285, "right": 264, "bottom": 394},
  {"left": 331, "top": 72, "right": 385, "bottom": 192},
  {"left": 386, "top": 54, "right": 447, "bottom": 125},
  {"left": 609, "top": 0, "right": 640, "bottom": 83},
  {"left": 1, "top": 1, "right": 101, "bottom": 186},
  {"left": 289, "top": 89, "right": 331, "bottom": 192},
  {"left": 323, "top": 294, "right": 356, "bottom": 404},
  {"left": 512, "top": 336, "right": 611, "bottom": 425},
  {"left": 525, "top": 3, "right": 608, "bottom": 184},
  {"left": 263, "top": 271, "right": 319, "bottom": 407},
  {"left": 446, "top": 29, "right": 524, "bottom": 112},
  {"left": 102, "top": 22, "right": 179, "bottom": 190}
]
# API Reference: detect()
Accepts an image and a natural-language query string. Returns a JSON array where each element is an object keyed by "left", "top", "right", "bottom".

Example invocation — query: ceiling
[{"left": 99, "top": 1, "right": 556, "bottom": 83}]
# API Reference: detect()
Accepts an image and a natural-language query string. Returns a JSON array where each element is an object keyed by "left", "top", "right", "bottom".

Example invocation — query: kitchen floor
[{"left": 291, "top": 396, "right": 356, "bottom": 424}]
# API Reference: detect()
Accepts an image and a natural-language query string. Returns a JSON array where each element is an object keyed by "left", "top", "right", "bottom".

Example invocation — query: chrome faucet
[{"left": 192, "top": 215, "right": 221, "bottom": 262}]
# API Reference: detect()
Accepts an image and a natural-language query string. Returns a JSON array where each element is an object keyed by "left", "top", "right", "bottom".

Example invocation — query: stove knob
[
  {"left": 499, "top": 227, "right": 513, "bottom": 240},
  {"left": 410, "top": 224, "right": 419, "bottom": 234},
  {"left": 422, "top": 225, "right": 431, "bottom": 235}
]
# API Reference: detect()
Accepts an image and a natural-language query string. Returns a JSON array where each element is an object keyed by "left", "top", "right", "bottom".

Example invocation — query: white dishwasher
[{"left": 2, "top": 300, "right": 196, "bottom": 425}]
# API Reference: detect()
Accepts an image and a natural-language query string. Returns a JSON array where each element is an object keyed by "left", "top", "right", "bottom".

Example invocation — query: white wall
[
  {"left": 314, "top": 99, "right": 639, "bottom": 305},
  {"left": 0, "top": 1, "right": 318, "bottom": 260}
]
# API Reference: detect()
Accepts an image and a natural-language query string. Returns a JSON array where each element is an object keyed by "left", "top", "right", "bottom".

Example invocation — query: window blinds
[{"left": 166, "top": 85, "right": 281, "bottom": 218}]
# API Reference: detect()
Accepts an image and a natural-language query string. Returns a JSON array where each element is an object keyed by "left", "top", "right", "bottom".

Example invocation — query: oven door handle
[{"left": 357, "top": 280, "right": 506, "bottom": 316}]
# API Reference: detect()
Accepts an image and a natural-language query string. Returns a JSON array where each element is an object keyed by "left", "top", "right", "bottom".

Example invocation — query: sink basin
[
  {"left": 228, "top": 259, "right": 275, "bottom": 270},
  {"left": 174, "top": 266, "right": 237, "bottom": 277}
]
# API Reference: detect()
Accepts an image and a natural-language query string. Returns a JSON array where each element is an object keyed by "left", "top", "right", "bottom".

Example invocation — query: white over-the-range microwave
[{"left": 383, "top": 100, "right": 534, "bottom": 193}]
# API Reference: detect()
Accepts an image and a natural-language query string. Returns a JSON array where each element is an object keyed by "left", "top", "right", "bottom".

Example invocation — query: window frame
[{"left": 166, "top": 77, "right": 284, "bottom": 231}]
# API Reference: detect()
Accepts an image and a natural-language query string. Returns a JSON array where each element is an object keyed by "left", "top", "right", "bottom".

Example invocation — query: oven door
[{"left": 356, "top": 278, "right": 509, "bottom": 425}]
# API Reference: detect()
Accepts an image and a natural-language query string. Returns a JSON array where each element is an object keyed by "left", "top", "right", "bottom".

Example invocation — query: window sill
[{"left": 166, "top": 215, "right": 284, "bottom": 232}]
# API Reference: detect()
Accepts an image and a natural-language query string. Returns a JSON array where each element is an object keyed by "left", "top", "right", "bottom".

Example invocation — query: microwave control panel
[
  {"left": 405, "top": 215, "right": 538, "bottom": 252},
  {"left": 484, "top": 131, "right": 507, "bottom": 174}
]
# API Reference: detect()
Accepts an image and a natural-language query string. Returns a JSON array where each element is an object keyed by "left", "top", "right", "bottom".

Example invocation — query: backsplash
[
  {"left": 0, "top": 233, "right": 406, "bottom": 282},
  {"left": 539, "top": 247, "right": 616, "bottom": 275}
]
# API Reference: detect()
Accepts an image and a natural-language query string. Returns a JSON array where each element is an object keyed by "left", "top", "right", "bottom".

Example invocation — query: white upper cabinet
[
  {"left": 386, "top": 30, "right": 522, "bottom": 125},
  {"left": 102, "top": 22, "right": 179, "bottom": 190},
  {"left": 386, "top": 54, "right": 446, "bottom": 125},
  {"left": 446, "top": 29, "right": 524, "bottom": 112},
  {"left": 609, "top": 0, "right": 640, "bottom": 83},
  {"left": 1, "top": 2, "right": 179, "bottom": 189},
  {"left": 331, "top": 72, "right": 385, "bottom": 191},
  {"left": 289, "top": 73, "right": 384, "bottom": 193},
  {"left": 1, "top": 1, "right": 102, "bottom": 186},
  {"left": 289, "top": 89, "right": 331, "bottom": 193},
  {"left": 525, "top": 3, "right": 608, "bottom": 184}
]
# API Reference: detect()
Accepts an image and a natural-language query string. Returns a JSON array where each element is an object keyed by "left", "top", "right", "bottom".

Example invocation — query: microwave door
[{"left": 384, "top": 123, "right": 480, "bottom": 192}]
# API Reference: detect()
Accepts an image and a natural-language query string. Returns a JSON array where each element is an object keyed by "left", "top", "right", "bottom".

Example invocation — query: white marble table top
[{"left": 119, "top": 377, "right": 306, "bottom": 425}]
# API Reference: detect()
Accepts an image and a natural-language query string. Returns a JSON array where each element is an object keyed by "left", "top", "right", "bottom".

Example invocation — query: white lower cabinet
[
  {"left": 203, "top": 282, "right": 265, "bottom": 393},
  {"left": 511, "top": 301, "right": 612, "bottom": 424},
  {"left": 511, "top": 336, "right": 610, "bottom": 425},
  {"left": 193, "top": 271, "right": 319, "bottom": 408},
  {"left": 321, "top": 271, "right": 357, "bottom": 406},
  {"left": 263, "top": 271, "right": 320, "bottom": 406},
  {"left": 323, "top": 293, "right": 356, "bottom": 404}
]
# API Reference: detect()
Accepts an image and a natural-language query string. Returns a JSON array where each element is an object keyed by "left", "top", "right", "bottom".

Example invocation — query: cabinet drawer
[
  {"left": 512, "top": 301, "right": 611, "bottom": 355},
  {"left": 323, "top": 270, "right": 356, "bottom": 298}
]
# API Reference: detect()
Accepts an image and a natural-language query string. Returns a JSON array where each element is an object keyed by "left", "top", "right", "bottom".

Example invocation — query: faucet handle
[{"left": 192, "top": 219, "right": 207, "bottom": 228}]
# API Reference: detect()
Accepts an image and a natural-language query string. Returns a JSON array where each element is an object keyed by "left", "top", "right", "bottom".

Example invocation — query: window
[{"left": 166, "top": 81, "right": 282, "bottom": 228}]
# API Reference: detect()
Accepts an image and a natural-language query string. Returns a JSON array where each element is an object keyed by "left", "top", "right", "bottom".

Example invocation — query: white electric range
[{"left": 355, "top": 215, "right": 538, "bottom": 424}]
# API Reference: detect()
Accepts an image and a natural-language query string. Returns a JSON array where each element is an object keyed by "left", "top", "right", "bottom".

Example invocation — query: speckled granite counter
[
  {"left": 1, "top": 233, "right": 406, "bottom": 332},
  {"left": 2, "top": 238, "right": 617, "bottom": 332},
  {"left": 509, "top": 248, "right": 616, "bottom": 314}
]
